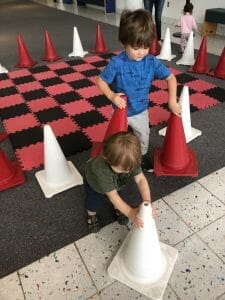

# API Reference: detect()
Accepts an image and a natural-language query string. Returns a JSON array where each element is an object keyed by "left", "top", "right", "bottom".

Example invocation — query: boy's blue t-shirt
[{"left": 100, "top": 51, "right": 171, "bottom": 117}]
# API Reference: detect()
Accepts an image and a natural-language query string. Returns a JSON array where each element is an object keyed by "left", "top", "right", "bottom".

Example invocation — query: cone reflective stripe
[
  {"left": 0, "top": 64, "right": 8, "bottom": 74},
  {"left": 93, "top": 24, "right": 107, "bottom": 54},
  {"left": 156, "top": 28, "right": 176, "bottom": 61},
  {"left": 176, "top": 31, "right": 195, "bottom": 66},
  {"left": 42, "top": 30, "right": 61, "bottom": 62},
  {"left": 0, "top": 149, "right": 25, "bottom": 191},
  {"left": 149, "top": 25, "right": 160, "bottom": 56},
  {"left": 154, "top": 113, "right": 198, "bottom": 177},
  {"left": 212, "top": 47, "right": 225, "bottom": 79},
  {"left": 68, "top": 27, "right": 88, "bottom": 58},
  {"left": 108, "top": 201, "right": 178, "bottom": 299},
  {"left": 189, "top": 36, "right": 209, "bottom": 74},
  {"left": 159, "top": 86, "right": 202, "bottom": 143},
  {"left": 35, "top": 125, "right": 83, "bottom": 198},
  {"left": 16, "top": 34, "right": 37, "bottom": 68},
  {"left": 91, "top": 96, "right": 128, "bottom": 157}
]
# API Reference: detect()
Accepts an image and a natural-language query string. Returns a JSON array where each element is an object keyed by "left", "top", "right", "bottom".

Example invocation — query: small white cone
[
  {"left": 157, "top": 28, "right": 176, "bottom": 61},
  {"left": 159, "top": 86, "right": 202, "bottom": 143},
  {"left": 35, "top": 125, "right": 83, "bottom": 198},
  {"left": 0, "top": 64, "right": 8, "bottom": 74},
  {"left": 108, "top": 202, "right": 178, "bottom": 300},
  {"left": 68, "top": 27, "right": 88, "bottom": 58},
  {"left": 176, "top": 32, "right": 195, "bottom": 65}
]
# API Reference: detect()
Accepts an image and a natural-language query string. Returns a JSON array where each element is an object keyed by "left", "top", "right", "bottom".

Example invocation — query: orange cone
[
  {"left": 91, "top": 96, "right": 127, "bottom": 157},
  {"left": 42, "top": 30, "right": 62, "bottom": 62},
  {"left": 16, "top": 34, "right": 37, "bottom": 68},
  {"left": 154, "top": 113, "right": 198, "bottom": 177},
  {"left": 0, "top": 132, "right": 7, "bottom": 142},
  {"left": 93, "top": 23, "right": 107, "bottom": 54},
  {"left": 189, "top": 36, "right": 209, "bottom": 74},
  {"left": 212, "top": 47, "right": 225, "bottom": 79},
  {"left": 0, "top": 149, "right": 25, "bottom": 191},
  {"left": 149, "top": 25, "right": 160, "bottom": 56}
]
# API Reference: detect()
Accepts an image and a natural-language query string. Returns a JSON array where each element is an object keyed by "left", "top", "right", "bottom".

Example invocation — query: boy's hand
[
  {"left": 130, "top": 207, "right": 144, "bottom": 228},
  {"left": 169, "top": 102, "right": 182, "bottom": 117},
  {"left": 112, "top": 93, "right": 126, "bottom": 109}
]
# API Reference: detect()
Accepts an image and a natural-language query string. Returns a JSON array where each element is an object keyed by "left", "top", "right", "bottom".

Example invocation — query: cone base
[
  {"left": 159, "top": 126, "right": 202, "bottom": 143},
  {"left": 176, "top": 58, "right": 195, "bottom": 66},
  {"left": 108, "top": 232, "right": 178, "bottom": 300},
  {"left": 154, "top": 148, "right": 198, "bottom": 177},
  {"left": 68, "top": 50, "right": 88, "bottom": 58},
  {"left": 91, "top": 141, "right": 103, "bottom": 158},
  {"left": 188, "top": 66, "right": 209, "bottom": 75},
  {"left": 156, "top": 54, "right": 176, "bottom": 61},
  {"left": 42, "top": 55, "right": 62, "bottom": 62},
  {"left": 208, "top": 70, "right": 225, "bottom": 80},
  {"left": 15, "top": 61, "right": 37, "bottom": 68},
  {"left": 35, "top": 161, "right": 83, "bottom": 198},
  {"left": 0, "top": 161, "right": 25, "bottom": 192}
]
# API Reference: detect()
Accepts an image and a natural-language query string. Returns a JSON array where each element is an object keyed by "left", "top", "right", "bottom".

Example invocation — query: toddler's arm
[{"left": 166, "top": 74, "right": 181, "bottom": 117}]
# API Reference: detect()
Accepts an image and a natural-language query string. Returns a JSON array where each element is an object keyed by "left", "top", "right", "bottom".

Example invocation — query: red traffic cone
[
  {"left": 42, "top": 30, "right": 62, "bottom": 62},
  {"left": 0, "top": 132, "right": 7, "bottom": 142},
  {"left": 91, "top": 96, "right": 127, "bottom": 157},
  {"left": 16, "top": 34, "right": 37, "bottom": 68},
  {"left": 149, "top": 25, "right": 160, "bottom": 56},
  {"left": 0, "top": 149, "right": 25, "bottom": 191},
  {"left": 212, "top": 47, "right": 225, "bottom": 79},
  {"left": 189, "top": 36, "right": 209, "bottom": 74},
  {"left": 154, "top": 113, "right": 198, "bottom": 177},
  {"left": 93, "top": 24, "right": 107, "bottom": 54}
]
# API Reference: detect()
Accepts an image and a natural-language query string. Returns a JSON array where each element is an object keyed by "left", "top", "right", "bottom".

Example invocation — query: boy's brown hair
[
  {"left": 118, "top": 9, "right": 155, "bottom": 48},
  {"left": 103, "top": 131, "right": 141, "bottom": 172}
]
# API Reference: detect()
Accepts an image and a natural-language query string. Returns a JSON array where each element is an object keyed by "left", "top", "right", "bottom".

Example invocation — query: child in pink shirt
[{"left": 177, "top": 0, "right": 198, "bottom": 53}]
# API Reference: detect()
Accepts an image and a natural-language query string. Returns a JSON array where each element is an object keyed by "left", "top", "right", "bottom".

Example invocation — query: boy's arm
[
  {"left": 166, "top": 73, "right": 181, "bottom": 117},
  {"left": 134, "top": 172, "right": 151, "bottom": 203},
  {"left": 97, "top": 77, "right": 126, "bottom": 109}
]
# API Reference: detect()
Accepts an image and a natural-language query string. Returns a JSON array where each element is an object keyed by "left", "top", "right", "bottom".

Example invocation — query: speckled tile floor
[{"left": 0, "top": 2, "right": 225, "bottom": 299}]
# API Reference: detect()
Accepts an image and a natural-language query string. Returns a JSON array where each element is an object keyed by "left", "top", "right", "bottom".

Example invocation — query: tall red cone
[
  {"left": 42, "top": 30, "right": 62, "bottom": 62},
  {"left": 154, "top": 113, "right": 198, "bottom": 177},
  {"left": 0, "top": 149, "right": 25, "bottom": 191},
  {"left": 189, "top": 36, "right": 209, "bottom": 74},
  {"left": 93, "top": 23, "right": 107, "bottom": 54},
  {"left": 91, "top": 96, "right": 127, "bottom": 157},
  {"left": 16, "top": 34, "right": 37, "bottom": 68},
  {"left": 212, "top": 47, "right": 225, "bottom": 79},
  {"left": 149, "top": 25, "right": 160, "bottom": 56}
]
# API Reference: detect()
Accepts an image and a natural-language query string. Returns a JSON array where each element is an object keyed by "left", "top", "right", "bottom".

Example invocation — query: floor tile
[
  {"left": 197, "top": 215, "right": 225, "bottom": 263},
  {"left": 162, "top": 181, "right": 225, "bottom": 232},
  {"left": 198, "top": 166, "right": 225, "bottom": 203},
  {"left": 19, "top": 243, "right": 97, "bottom": 300},
  {"left": 0, "top": 272, "right": 24, "bottom": 300},
  {"left": 75, "top": 222, "right": 128, "bottom": 291},
  {"left": 154, "top": 199, "right": 193, "bottom": 245},
  {"left": 169, "top": 234, "right": 225, "bottom": 300}
]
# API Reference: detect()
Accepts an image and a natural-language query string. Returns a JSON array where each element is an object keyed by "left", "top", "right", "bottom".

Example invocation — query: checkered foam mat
[{"left": 0, "top": 53, "right": 224, "bottom": 171}]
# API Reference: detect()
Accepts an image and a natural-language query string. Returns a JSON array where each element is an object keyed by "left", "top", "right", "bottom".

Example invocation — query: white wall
[{"left": 116, "top": 0, "right": 225, "bottom": 23}]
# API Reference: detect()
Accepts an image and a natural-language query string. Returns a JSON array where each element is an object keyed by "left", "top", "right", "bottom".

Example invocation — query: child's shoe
[
  {"left": 141, "top": 155, "right": 153, "bottom": 172},
  {"left": 87, "top": 214, "right": 100, "bottom": 233},
  {"left": 114, "top": 209, "right": 129, "bottom": 225}
]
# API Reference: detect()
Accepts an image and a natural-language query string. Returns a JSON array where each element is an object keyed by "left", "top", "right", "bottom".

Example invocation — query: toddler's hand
[
  {"left": 130, "top": 207, "right": 144, "bottom": 228},
  {"left": 169, "top": 102, "right": 182, "bottom": 117},
  {"left": 112, "top": 93, "right": 126, "bottom": 109}
]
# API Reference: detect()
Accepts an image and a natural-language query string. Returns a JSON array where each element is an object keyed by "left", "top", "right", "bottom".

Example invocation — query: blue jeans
[{"left": 143, "top": 0, "right": 165, "bottom": 40}]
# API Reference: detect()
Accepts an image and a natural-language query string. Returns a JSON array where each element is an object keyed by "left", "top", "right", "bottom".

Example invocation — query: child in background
[
  {"left": 97, "top": 9, "right": 181, "bottom": 172},
  {"left": 84, "top": 131, "right": 152, "bottom": 233},
  {"left": 177, "top": 0, "right": 198, "bottom": 53}
]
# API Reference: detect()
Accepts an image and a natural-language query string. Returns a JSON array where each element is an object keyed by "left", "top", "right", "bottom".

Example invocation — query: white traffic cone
[
  {"left": 35, "top": 125, "right": 83, "bottom": 198},
  {"left": 176, "top": 31, "right": 195, "bottom": 66},
  {"left": 68, "top": 27, "right": 88, "bottom": 58},
  {"left": 108, "top": 202, "right": 178, "bottom": 300},
  {"left": 159, "top": 86, "right": 202, "bottom": 143},
  {"left": 157, "top": 27, "right": 176, "bottom": 61},
  {"left": 0, "top": 64, "right": 8, "bottom": 74}
]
